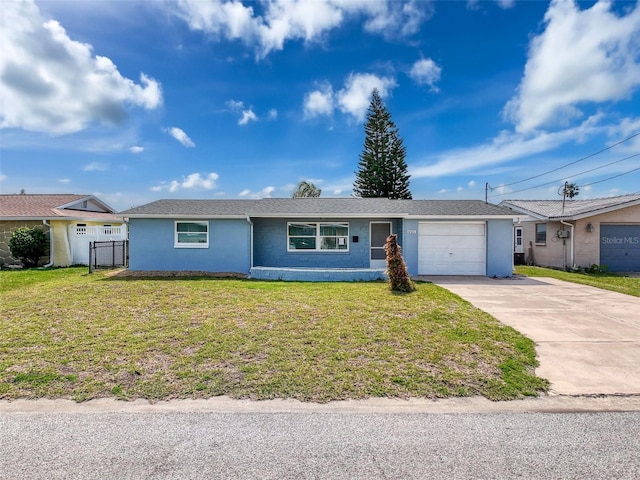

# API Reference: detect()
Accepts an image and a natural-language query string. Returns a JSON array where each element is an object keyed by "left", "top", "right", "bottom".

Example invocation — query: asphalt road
[{"left": 2, "top": 409, "right": 639, "bottom": 479}]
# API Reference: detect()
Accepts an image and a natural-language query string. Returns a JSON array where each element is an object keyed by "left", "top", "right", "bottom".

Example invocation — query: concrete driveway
[{"left": 425, "top": 276, "right": 640, "bottom": 396}]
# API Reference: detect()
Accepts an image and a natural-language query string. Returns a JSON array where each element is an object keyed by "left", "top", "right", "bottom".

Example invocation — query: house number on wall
[{"left": 406, "top": 229, "right": 417, "bottom": 234}]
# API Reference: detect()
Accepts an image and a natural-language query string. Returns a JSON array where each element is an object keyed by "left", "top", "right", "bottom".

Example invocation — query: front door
[
  {"left": 514, "top": 226, "right": 524, "bottom": 254},
  {"left": 370, "top": 222, "right": 391, "bottom": 268}
]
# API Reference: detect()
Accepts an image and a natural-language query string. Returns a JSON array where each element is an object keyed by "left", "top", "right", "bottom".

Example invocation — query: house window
[
  {"left": 175, "top": 221, "right": 209, "bottom": 248},
  {"left": 76, "top": 224, "right": 87, "bottom": 235},
  {"left": 535, "top": 223, "right": 547, "bottom": 244},
  {"left": 288, "top": 222, "right": 349, "bottom": 252}
]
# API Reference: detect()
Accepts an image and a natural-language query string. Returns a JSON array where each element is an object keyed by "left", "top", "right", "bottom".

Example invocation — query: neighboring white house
[
  {"left": 0, "top": 194, "right": 127, "bottom": 267},
  {"left": 501, "top": 194, "right": 640, "bottom": 272}
]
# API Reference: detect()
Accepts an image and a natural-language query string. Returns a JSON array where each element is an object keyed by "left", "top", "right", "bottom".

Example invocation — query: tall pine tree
[{"left": 353, "top": 89, "right": 411, "bottom": 199}]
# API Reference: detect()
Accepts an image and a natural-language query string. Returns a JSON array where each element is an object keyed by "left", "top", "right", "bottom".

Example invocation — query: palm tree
[{"left": 292, "top": 181, "right": 321, "bottom": 198}]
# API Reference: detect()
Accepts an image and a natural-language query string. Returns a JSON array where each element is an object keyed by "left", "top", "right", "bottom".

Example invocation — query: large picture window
[
  {"left": 175, "top": 221, "right": 209, "bottom": 248},
  {"left": 288, "top": 222, "right": 349, "bottom": 252},
  {"left": 535, "top": 223, "right": 547, "bottom": 244}
]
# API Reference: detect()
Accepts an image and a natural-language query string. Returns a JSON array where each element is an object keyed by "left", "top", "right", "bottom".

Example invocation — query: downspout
[
  {"left": 560, "top": 219, "right": 574, "bottom": 269},
  {"left": 42, "top": 220, "right": 53, "bottom": 267},
  {"left": 246, "top": 215, "right": 253, "bottom": 275}
]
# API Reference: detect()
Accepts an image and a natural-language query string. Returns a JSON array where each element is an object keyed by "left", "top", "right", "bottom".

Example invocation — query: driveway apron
[{"left": 425, "top": 276, "right": 640, "bottom": 395}]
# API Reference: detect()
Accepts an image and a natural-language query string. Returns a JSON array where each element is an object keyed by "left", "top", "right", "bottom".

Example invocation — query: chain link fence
[{"left": 89, "top": 240, "right": 129, "bottom": 273}]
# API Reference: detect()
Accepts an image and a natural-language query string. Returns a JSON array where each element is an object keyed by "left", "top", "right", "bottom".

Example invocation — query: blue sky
[{"left": 1, "top": 0, "right": 639, "bottom": 212}]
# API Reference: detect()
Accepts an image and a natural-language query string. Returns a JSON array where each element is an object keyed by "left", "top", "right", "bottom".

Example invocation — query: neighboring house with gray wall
[
  {"left": 121, "top": 198, "right": 517, "bottom": 281},
  {"left": 0, "top": 194, "right": 127, "bottom": 267},
  {"left": 501, "top": 194, "right": 640, "bottom": 272}
]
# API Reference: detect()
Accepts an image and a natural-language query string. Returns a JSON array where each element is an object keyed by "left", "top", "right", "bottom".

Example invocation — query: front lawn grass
[
  {"left": 515, "top": 266, "right": 640, "bottom": 297},
  {"left": 0, "top": 268, "right": 548, "bottom": 402}
]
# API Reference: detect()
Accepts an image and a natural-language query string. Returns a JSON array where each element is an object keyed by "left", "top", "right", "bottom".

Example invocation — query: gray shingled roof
[
  {"left": 0, "top": 194, "right": 119, "bottom": 220},
  {"left": 120, "top": 198, "right": 516, "bottom": 218},
  {"left": 500, "top": 194, "right": 640, "bottom": 219}
]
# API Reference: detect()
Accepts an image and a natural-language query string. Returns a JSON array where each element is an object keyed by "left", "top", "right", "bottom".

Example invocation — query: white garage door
[{"left": 418, "top": 222, "right": 486, "bottom": 275}]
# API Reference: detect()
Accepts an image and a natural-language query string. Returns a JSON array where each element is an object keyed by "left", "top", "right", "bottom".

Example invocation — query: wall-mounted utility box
[{"left": 557, "top": 230, "right": 570, "bottom": 238}]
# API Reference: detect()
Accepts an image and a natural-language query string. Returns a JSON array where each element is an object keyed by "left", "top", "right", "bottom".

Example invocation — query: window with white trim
[
  {"left": 288, "top": 222, "right": 349, "bottom": 252},
  {"left": 175, "top": 221, "right": 209, "bottom": 248},
  {"left": 535, "top": 223, "right": 547, "bottom": 244}
]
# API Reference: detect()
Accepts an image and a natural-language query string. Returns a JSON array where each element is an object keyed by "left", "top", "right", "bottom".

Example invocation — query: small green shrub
[{"left": 8, "top": 227, "right": 48, "bottom": 268}]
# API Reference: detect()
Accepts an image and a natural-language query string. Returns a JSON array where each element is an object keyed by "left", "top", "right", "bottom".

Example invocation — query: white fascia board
[
  {"left": 123, "top": 214, "right": 248, "bottom": 219},
  {"left": 249, "top": 213, "right": 408, "bottom": 219},
  {"left": 405, "top": 215, "right": 517, "bottom": 220},
  {"left": 1, "top": 215, "right": 121, "bottom": 222},
  {"left": 56, "top": 216, "right": 123, "bottom": 222},
  {"left": 0, "top": 216, "right": 45, "bottom": 221}
]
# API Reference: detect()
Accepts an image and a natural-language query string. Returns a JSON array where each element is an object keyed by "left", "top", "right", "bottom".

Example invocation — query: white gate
[{"left": 69, "top": 225, "right": 127, "bottom": 265}]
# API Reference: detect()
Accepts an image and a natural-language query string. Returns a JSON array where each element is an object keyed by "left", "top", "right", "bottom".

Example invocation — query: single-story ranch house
[
  {"left": 0, "top": 194, "right": 127, "bottom": 267},
  {"left": 120, "top": 198, "right": 518, "bottom": 281},
  {"left": 501, "top": 194, "right": 640, "bottom": 272}
]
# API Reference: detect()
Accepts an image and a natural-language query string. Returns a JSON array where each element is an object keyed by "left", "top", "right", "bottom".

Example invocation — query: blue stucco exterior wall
[
  {"left": 252, "top": 218, "right": 402, "bottom": 268},
  {"left": 128, "top": 218, "right": 251, "bottom": 273},
  {"left": 486, "top": 219, "right": 514, "bottom": 277},
  {"left": 401, "top": 219, "right": 420, "bottom": 276},
  {"left": 128, "top": 216, "right": 513, "bottom": 278}
]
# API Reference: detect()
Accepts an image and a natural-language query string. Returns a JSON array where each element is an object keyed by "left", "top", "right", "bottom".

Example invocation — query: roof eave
[
  {"left": 56, "top": 195, "right": 116, "bottom": 214},
  {"left": 570, "top": 199, "right": 640, "bottom": 220},
  {"left": 405, "top": 214, "right": 518, "bottom": 220},
  {"left": 122, "top": 214, "right": 249, "bottom": 219}
]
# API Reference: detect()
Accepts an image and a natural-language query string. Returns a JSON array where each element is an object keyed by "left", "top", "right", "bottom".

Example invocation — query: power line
[
  {"left": 488, "top": 152, "right": 640, "bottom": 198},
  {"left": 580, "top": 165, "right": 640, "bottom": 188},
  {"left": 495, "top": 131, "right": 640, "bottom": 188}
]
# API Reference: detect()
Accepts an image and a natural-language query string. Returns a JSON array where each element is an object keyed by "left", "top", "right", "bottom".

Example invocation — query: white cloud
[
  {"left": 226, "top": 99, "right": 245, "bottom": 111},
  {"left": 303, "top": 83, "right": 334, "bottom": 119},
  {"left": 238, "top": 186, "right": 275, "bottom": 198},
  {"left": 467, "top": 0, "right": 515, "bottom": 11},
  {"left": 411, "top": 115, "right": 603, "bottom": 178},
  {"left": 83, "top": 162, "right": 107, "bottom": 172},
  {"left": 408, "top": 58, "right": 442, "bottom": 91},
  {"left": 468, "top": 180, "right": 476, "bottom": 188},
  {"left": 0, "top": 174, "right": 7, "bottom": 182},
  {"left": 347, "top": 0, "right": 430, "bottom": 40},
  {"left": 171, "top": 0, "right": 430, "bottom": 59},
  {"left": 165, "top": 127, "right": 195, "bottom": 147},
  {"left": 337, "top": 73, "right": 396, "bottom": 122},
  {"left": 151, "top": 172, "right": 219, "bottom": 192},
  {"left": 59, "top": 178, "right": 71, "bottom": 184},
  {"left": 226, "top": 99, "right": 258, "bottom": 125},
  {"left": 0, "top": 0, "right": 162, "bottom": 135},
  {"left": 457, "top": 186, "right": 464, "bottom": 192},
  {"left": 238, "top": 109, "right": 257, "bottom": 125},
  {"left": 129, "top": 146, "right": 144, "bottom": 153},
  {"left": 267, "top": 108, "right": 278, "bottom": 120},
  {"left": 303, "top": 74, "right": 396, "bottom": 122},
  {"left": 504, "top": 0, "right": 640, "bottom": 133},
  {"left": 610, "top": 117, "right": 640, "bottom": 153}
]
